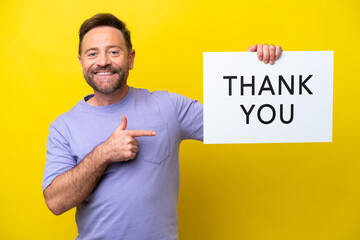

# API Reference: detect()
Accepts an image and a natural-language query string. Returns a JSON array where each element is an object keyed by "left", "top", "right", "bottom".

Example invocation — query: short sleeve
[
  {"left": 167, "top": 92, "right": 203, "bottom": 141},
  {"left": 42, "top": 125, "right": 76, "bottom": 191}
]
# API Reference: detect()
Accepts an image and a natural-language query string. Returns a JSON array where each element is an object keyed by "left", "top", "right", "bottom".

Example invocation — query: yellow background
[{"left": 0, "top": 0, "right": 359, "bottom": 239}]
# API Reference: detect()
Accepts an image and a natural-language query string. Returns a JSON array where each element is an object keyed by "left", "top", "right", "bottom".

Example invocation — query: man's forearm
[{"left": 43, "top": 144, "right": 109, "bottom": 215}]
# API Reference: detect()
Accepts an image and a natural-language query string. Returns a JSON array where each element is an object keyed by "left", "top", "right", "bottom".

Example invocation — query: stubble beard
[{"left": 84, "top": 66, "right": 129, "bottom": 95}]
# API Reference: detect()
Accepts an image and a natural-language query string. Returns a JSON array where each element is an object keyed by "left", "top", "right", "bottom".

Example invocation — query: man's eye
[
  {"left": 88, "top": 53, "right": 96, "bottom": 57},
  {"left": 110, "top": 51, "right": 119, "bottom": 55}
]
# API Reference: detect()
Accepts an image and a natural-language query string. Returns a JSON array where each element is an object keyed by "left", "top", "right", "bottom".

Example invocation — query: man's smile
[
  {"left": 95, "top": 72, "right": 115, "bottom": 75},
  {"left": 94, "top": 71, "right": 117, "bottom": 76}
]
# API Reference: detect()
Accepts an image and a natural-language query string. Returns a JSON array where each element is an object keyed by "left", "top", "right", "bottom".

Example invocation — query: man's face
[{"left": 78, "top": 26, "right": 135, "bottom": 95}]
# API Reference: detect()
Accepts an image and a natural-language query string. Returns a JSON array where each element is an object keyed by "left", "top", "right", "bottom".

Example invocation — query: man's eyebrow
[
  {"left": 107, "top": 45, "right": 124, "bottom": 51},
  {"left": 84, "top": 45, "right": 123, "bottom": 54},
  {"left": 84, "top": 48, "right": 98, "bottom": 54}
]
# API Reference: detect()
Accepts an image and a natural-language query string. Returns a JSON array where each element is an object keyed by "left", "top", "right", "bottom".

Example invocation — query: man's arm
[
  {"left": 43, "top": 144, "right": 109, "bottom": 215},
  {"left": 43, "top": 115, "right": 155, "bottom": 215},
  {"left": 167, "top": 44, "right": 282, "bottom": 141}
]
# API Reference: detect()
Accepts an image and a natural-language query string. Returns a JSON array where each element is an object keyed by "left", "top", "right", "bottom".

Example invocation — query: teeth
[{"left": 96, "top": 72, "right": 113, "bottom": 75}]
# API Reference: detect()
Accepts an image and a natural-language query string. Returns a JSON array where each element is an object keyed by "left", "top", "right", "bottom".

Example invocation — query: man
[{"left": 43, "top": 13, "right": 282, "bottom": 239}]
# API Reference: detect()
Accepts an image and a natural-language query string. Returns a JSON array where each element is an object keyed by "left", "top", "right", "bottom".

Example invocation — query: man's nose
[{"left": 97, "top": 53, "right": 111, "bottom": 67}]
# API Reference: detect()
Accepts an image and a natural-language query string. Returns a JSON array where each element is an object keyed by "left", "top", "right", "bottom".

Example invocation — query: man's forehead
[{"left": 82, "top": 26, "right": 126, "bottom": 46}]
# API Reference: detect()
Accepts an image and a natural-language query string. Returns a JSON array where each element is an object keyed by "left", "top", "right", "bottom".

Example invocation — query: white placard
[{"left": 203, "top": 51, "right": 333, "bottom": 144}]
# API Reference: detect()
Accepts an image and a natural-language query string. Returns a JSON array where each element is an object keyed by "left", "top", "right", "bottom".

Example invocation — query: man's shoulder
[
  {"left": 132, "top": 87, "right": 189, "bottom": 101},
  {"left": 132, "top": 87, "right": 168, "bottom": 96},
  {"left": 49, "top": 99, "right": 85, "bottom": 130}
]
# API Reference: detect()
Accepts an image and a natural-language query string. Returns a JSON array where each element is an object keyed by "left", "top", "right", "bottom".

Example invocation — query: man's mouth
[{"left": 94, "top": 71, "right": 116, "bottom": 76}]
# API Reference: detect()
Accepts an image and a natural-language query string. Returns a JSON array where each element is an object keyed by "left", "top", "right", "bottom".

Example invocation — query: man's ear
[
  {"left": 129, "top": 49, "right": 135, "bottom": 70},
  {"left": 78, "top": 54, "right": 83, "bottom": 68}
]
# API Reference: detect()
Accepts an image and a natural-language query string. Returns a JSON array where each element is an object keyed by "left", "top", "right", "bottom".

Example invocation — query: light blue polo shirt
[{"left": 43, "top": 87, "right": 203, "bottom": 240}]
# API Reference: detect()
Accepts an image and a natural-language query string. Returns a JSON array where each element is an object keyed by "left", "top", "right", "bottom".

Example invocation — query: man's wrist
[{"left": 92, "top": 143, "right": 112, "bottom": 166}]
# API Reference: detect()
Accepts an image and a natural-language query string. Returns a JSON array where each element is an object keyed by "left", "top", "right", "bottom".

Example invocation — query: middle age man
[{"left": 43, "top": 13, "right": 282, "bottom": 240}]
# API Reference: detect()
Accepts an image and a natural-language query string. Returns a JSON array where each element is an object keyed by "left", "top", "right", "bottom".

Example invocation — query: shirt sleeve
[
  {"left": 167, "top": 92, "right": 203, "bottom": 141},
  {"left": 42, "top": 125, "right": 76, "bottom": 191}
]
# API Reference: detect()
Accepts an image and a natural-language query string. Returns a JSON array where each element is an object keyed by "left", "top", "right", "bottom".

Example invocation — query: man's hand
[
  {"left": 102, "top": 115, "right": 156, "bottom": 162},
  {"left": 247, "top": 44, "right": 282, "bottom": 65}
]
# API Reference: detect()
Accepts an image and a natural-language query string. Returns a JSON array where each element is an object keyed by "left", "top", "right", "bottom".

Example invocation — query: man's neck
[{"left": 87, "top": 85, "right": 129, "bottom": 106}]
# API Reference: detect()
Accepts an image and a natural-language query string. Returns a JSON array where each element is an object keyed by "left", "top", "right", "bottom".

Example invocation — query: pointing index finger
[{"left": 126, "top": 130, "right": 156, "bottom": 137}]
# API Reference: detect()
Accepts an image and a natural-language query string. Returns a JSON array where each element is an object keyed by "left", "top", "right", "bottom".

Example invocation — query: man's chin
[
  {"left": 94, "top": 86, "right": 120, "bottom": 95},
  {"left": 85, "top": 75, "right": 128, "bottom": 95},
  {"left": 93, "top": 82, "right": 127, "bottom": 95}
]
